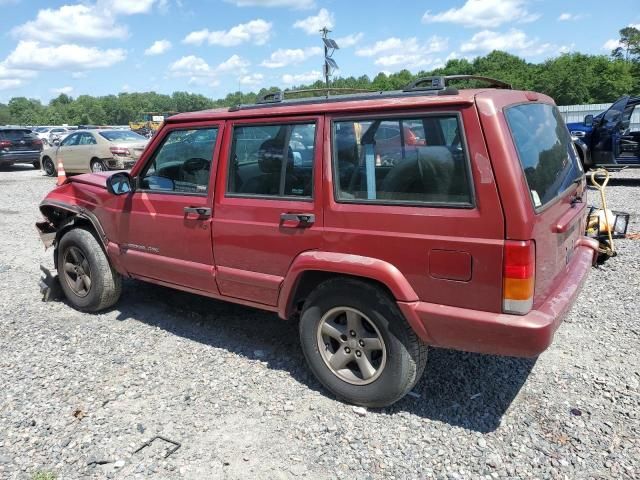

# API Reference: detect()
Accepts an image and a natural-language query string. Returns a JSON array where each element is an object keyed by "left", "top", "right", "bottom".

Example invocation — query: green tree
[{"left": 611, "top": 26, "right": 640, "bottom": 62}]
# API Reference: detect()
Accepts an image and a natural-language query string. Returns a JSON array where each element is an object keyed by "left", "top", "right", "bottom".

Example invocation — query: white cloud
[
  {"left": 630, "top": 23, "right": 640, "bottom": 29},
  {"left": 356, "top": 36, "right": 448, "bottom": 68},
  {"left": 216, "top": 54, "right": 250, "bottom": 73},
  {"left": 51, "top": 86, "right": 73, "bottom": 95},
  {"left": 170, "top": 55, "right": 212, "bottom": 77},
  {"left": 239, "top": 73, "right": 264, "bottom": 86},
  {"left": 0, "top": 62, "right": 36, "bottom": 80},
  {"left": 261, "top": 46, "right": 322, "bottom": 68},
  {"left": 0, "top": 79, "right": 23, "bottom": 90},
  {"left": 105, "top": 0, "right": 157, "bottom": 15},
  {"left": 225, "top": 0, "right": 315, "bottom": 8},
  {"left": 423, "top": 0, "right": 539, "bottom": 28},
  {"left": 602, "top": 39, "right": 621, "bottom": 51},
  {"left": 282, "top": 70, "right": 322, "bottom": 85},
  {"left": 293, "top": 8, "right": 334, "bottom": 35},
  {"left": 183, "top": 19, "right": 272, "bottom": 46},
  {"left": 121, "top": 84, "right": 131, "bottom": 92},
  {"left": 335, "top": 33, "right": 363, "bottom": 48},
  {"left": 12, "top": 5, "right": 128, "bottom": 44},
  {"left": 558, "top": 12, "right": 586, "bottom": 21},
  {"left": 460, "top": 29, "right": 531, "bottom": 53},
  {"left": 5, "top": 41, "right": 126, "bottom": 71},
  {"left": 71, "top": 72, "right": 88, "bottom": 79},
  {"left": 145, "top": 39, "right": 172, "bottom": 56}
]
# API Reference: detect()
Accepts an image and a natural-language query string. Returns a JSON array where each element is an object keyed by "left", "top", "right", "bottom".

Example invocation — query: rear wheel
[
  {"left": 57, "top": 228, "right": 121, "bottom": 312},
  {"left": 90, "top": 159, "right": 106, "bottom": 173},
  {"left": 42, "top": 157, "right": 56, "bottom": 176},
  {"left": 299, "top": 278, "right": 428, "bottom": 407}
]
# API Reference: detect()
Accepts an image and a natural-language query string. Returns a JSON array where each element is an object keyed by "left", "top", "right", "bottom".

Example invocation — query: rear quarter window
[{"left": 505, "top": 103, "right": 582, "bottom": 209}]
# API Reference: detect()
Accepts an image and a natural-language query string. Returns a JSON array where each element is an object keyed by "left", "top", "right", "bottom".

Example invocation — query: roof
[{"left": 168, "top": 89, "right": 490, "bottom": 124}]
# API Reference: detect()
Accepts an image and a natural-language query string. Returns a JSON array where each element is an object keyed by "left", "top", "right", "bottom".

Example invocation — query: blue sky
[{"left": 0, "top": 0, "right": 638, "bottom": 103}]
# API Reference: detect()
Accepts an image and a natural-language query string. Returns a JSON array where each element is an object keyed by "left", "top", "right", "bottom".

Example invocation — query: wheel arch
[
  {"left": 277, "top": 251, "right": 419, "bottom": 320},
  {"left": 37, "top": 201, "right": 109, "bottom": 262}
]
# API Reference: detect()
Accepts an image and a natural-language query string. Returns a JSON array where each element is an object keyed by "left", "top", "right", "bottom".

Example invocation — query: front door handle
[
  {"left": 280, "top": 213, "right": 315, "bottom": 227},
  {"left": 184, "top": 206, "right": 211, "bottom": 218}
]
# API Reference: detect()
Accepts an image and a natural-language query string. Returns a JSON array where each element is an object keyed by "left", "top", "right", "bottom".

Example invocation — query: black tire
[
  {"left": 42, "top": 157, "right": 56, "bottom": 177},
  {"left": 57, "top": 228, "right": 122, "bottom": 312},
  {"left": 90, "top": 159, "right": 106, "bottom": 173},
  {"left": 299, "top": 278, "right": 428, "bottom": 407}
]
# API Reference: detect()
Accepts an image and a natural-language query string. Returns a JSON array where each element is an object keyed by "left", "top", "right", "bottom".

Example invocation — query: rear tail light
[
  {"left": 33, "top": 138, "right": 43, "bottom": 149},
  {"left": 503, "top": 240, "right": 535, "bottom": 315},
  {"left": 110, "top": 146, "right": 130, "bottom": 156},
  {"left": 0, "top": 140, "right": 11, "bottom": 149}
]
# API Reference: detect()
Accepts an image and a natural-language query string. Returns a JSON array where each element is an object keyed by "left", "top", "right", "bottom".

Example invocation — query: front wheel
[
  {"left": 299, "top": 278, "right": 428, "bottom": 407},
  {"left": 57, "top": 228, "right": 122, "bottom": 312}
]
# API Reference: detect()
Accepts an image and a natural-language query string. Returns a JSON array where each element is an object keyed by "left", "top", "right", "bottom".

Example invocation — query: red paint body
[{"left": 40, "top": 88, "right": 598, "bottom": 357}]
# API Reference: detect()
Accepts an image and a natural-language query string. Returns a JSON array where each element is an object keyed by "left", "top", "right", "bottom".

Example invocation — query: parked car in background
[
  {"left": 567, "top": 95, "right": 640, "bottom": 168},
  {"left": 33, "top": 127, "right": 70, "bottom": 146},
  {"left": 0, "top": 127, "right": 43, "bottom": 168},
  {"left": 40, "top": 129, "right": 148, "bottom": 176},
  {"left": 36, "top": 76, "right": 598, "bottom": 407}
]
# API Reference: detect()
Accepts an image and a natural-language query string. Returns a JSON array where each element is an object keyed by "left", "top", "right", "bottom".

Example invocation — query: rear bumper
[
  {"left": 106, "top": 158, "right": 137, "bottom": 170},
  {"left": 398, "top": 238, "right": 598, "bottom": 357},
  {"left": 0, "top": 151, "right": 41, "bottom": 164}
]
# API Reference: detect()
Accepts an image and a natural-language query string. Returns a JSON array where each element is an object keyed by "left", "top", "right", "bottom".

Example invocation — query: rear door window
[
  {"left": 332, "top": 115, "right": 472, "bottom": 206},
  {"left": 505, "top": 103, "right": 582, "bottom": 209}
]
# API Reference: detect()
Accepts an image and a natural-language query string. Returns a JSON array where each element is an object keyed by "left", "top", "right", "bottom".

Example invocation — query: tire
[
  {"left": 42, "top": 157, "right": 56, "bottom": 177},
  {"left": 57, "top": 228, "right": 122, "bottom": 312},
  {"left": 299, "top": 278, "right": 428, "bottom": 407},
  {"left": 90, "top": 159, "right": 106, "bottom": 173}
]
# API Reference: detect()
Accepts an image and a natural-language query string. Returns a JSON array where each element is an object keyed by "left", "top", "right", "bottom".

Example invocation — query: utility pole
[{"left": 320, "top": 26, "right": 339, "bottom": 97}]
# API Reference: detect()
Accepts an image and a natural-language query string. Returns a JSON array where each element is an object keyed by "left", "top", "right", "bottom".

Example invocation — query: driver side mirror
[
  {"left": 584, "top": 114, "right": 594, "bottom": 127},
  {"left": 106, "top": 172, "right": 134, "bottom": 195}
]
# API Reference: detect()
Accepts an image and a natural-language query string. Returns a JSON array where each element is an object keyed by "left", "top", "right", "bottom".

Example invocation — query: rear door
[
  {"left": 212, "top": 115, "right": 324, "bottom": 306},
  {"left": 479, "top": 92, "right": 586, "bottom": 307}
]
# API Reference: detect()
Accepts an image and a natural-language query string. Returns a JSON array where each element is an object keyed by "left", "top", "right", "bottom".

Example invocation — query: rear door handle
[
  {"left": 280, "top": 213, "right": 315, "bottom": 227},
  {"left": 184, "top": 206, "right": 211, "bottom": 218}
]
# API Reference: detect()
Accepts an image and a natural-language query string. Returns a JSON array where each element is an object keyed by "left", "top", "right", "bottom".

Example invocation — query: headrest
[{"left": 258, "top": 139, "right": 293, "bottom": 173}]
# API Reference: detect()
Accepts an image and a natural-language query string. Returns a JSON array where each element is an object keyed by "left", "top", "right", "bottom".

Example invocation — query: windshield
[
  {"left": 505, "top": 103, "right": 582, "bottom": 209},
  {"left": 33, "top": 127, "right": 49, "bottom": 133},
  {"left": 99, "top": 130, "right": 147, "bottom": 142}
]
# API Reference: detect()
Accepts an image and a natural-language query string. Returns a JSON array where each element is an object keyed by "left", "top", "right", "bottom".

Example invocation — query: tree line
[{"left": 1, "top": 30, "right": 639, "bottom": 127}]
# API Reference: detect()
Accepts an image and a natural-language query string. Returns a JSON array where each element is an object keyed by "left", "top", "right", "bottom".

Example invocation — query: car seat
[{"left": 239, "top": 138, "right": 295, "bottom": 195}]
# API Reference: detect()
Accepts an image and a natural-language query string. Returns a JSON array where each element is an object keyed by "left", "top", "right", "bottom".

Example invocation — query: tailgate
[{"left": 503, "top": 102, "right": 585, "bottom": 306}]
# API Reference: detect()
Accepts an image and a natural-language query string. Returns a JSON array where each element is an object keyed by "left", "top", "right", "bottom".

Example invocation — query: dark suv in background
[{"left": 0, "top": 127, "right": 43, "bottom": 169}]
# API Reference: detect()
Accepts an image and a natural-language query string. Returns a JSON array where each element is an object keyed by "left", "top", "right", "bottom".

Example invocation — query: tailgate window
[
  {"left": 505, "top": 103, "right": 581, "bottom": 209},
  {"left": 0, "top": 129, "right": 34, "bottom": 141}
]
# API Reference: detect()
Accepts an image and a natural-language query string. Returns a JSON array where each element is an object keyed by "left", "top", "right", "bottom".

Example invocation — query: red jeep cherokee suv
[{"left": 37, "top": 76, "right": 598, "bottom": 407}]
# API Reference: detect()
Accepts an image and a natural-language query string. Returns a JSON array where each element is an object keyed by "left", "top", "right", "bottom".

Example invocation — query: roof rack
[
  {"left": 403, "top": 75, "right": 512, "bottom": 93},
  {"left": 256, "top": 87, "right": 376, "bottom": 105},
  {"left": 227, "top": 75, "right": 511, "bottom": 112}
]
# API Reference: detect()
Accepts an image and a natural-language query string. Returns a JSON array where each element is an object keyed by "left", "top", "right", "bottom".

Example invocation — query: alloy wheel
[
  {"left": 316, "top": 306, "right": 387, "bottom": 385},
  {"left": 62, "top": 246, "right": 92, "bottom": 297}
]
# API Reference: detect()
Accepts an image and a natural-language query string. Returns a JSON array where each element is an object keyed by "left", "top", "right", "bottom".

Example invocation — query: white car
[{"left": 33, "top": 127, "right": 69, "bottom": 145}]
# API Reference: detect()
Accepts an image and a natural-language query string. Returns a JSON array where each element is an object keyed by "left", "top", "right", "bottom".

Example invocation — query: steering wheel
[{"left": 182, "top": 157, "right": 209, "bottom": 173}]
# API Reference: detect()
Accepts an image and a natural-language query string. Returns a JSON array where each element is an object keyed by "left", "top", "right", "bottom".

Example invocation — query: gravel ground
[{"left": 0, "top": 165, "right": 638, "bottom": 480}]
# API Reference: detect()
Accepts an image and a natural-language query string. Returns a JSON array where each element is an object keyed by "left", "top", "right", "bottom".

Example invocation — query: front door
[
  {"left": 592, "top": 96, "right": 629, "bottom": 165},
  {"left": 212, "top": 116, "right": 324, "bottom": 306},
  {"left": 111, "top": 123, "right": 223, "bottom": 293},
  {"left": 57, "top": 132, "right": 83, "bottom": 173}
]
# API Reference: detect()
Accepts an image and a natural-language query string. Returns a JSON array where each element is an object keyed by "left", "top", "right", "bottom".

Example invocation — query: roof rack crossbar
[{"left": 403, "top": 75, "right": 512, "bottom": 92}]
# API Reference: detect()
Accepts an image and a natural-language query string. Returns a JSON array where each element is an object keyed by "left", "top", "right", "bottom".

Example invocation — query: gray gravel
[{"left": 0, "top": 165, "right": 639, "bottom": 480}]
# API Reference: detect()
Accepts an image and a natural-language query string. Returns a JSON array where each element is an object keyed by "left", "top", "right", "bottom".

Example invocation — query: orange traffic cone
[{"left": 56, "top": 159, "right": 67, "bottom": 186}]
